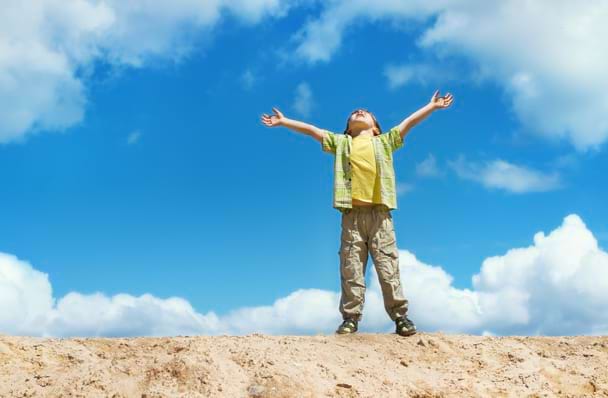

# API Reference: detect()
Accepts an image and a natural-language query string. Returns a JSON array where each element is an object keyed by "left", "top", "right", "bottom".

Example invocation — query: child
[{"left": 261, "top": 90, "right": 453, "bottom": 336}]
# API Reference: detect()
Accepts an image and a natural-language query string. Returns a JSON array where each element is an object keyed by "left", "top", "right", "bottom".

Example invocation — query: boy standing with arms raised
[{"left": 261, "top": 90, "right": 453, "bottom": 336}]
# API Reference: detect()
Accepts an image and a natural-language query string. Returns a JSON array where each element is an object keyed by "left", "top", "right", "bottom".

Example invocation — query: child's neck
[{"left": 349, "top": 128, "right": 375, "bottom": 138}]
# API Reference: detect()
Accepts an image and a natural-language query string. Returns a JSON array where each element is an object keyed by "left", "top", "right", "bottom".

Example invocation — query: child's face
[{"left": 347, "top": 109, "right": 377, "bottom": 134}]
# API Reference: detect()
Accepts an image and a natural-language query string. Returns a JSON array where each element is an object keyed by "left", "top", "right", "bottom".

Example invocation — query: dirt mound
[{"left": 1, "top": 333, "right": 607, "bottom": 397}]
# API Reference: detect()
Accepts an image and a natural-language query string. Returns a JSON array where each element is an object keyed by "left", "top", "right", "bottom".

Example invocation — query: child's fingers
[
  {"left": 261, "top": 113, "right": 279, "bottom": 126},
  {"left": 272, "top": 107, "right": 281, "bottom": 115}
]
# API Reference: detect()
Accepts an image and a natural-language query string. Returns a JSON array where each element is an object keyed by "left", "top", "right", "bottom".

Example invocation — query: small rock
[
  {"left": 590, "top": 380, "right": 598, "bottom": 393},
  {"left": 337, "top": 383, "right": 352, "bottom": 389},
  {"left": 248, "top": 384, "right": 265, "bottom": 397},
  {"left": 399, "top": 360, "right": 409, "bottom": 367},
  {"left": 417, "top": 339, "right": 426, "bottom": 347}
]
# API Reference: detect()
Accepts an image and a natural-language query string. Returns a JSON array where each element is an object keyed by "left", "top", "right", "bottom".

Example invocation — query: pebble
[{"left": 248, "top": 384, "right": 265, "bottom": 397}]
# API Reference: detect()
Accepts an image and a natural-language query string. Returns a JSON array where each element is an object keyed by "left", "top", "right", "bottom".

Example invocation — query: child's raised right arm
[{"left": 261, "top": 107, "right": 326, "bottom": 143}]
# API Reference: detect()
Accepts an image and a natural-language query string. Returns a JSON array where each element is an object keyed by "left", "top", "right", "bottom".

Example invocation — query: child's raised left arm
[{"left": 397, "top": 90, "right": 453, "bottom": 139}]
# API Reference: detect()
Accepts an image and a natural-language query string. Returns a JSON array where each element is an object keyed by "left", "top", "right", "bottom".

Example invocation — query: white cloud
[
  {"left": 223, "top": 0, "right": 294, "bottom": 24},
  {"left": 293, "top": 82, "right": 313, "bottom": 117},
  {"left": 388, "top": 251, "right": 483, "bottom": 333},
  {"left": 0, "top": 0, "right": 295, "bottom": 143},
  {"left": 415, "top": 154, "right": 441, "bottom": 177},
  {"left": 2, "top": 215, "right": 608, "bottom": 337},
  {"left": 0, "top": 250, "right": 341, "bottom": 337},
  {"left": 292, "top": 0, "right": 608, "bottom": 150},
  {"left": 449, "top": 156, "right": 561, "bottom": 193},
  {"left": 0, "top": 253, "right": 54, "bottom": 335},
  {"left": 221, "top": 289, "right": 340, "bottom": 335},
  {"left": 384, "top": 64, "right": 447, "bottom": 90},
  {"left": 293, "top": 1, "right": 437, "bottom": 64},
  {"left": 472, "top": 215, "right": 608, "bottom": 335},
  {"left": 375, "top": 214, "right": 608, "bottom": 336},
  {"left": 46, "top": 292, "right": 221, "bottom": 338},
  {"left": 4, "top": 1, "right": 607, "bottom": 150}
]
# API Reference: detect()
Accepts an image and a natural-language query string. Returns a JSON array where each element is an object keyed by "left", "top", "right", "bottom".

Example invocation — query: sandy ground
[{"left": 1, "top": 332, "right": 607, "bottom": 397}]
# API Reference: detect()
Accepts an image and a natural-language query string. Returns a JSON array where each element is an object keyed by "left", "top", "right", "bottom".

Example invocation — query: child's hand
[
  {"left": 261, "top": 107, "right": 285, "bottom": 127},
  {"left": 430, "top": 90, "right": 454, "bottom": 110}
]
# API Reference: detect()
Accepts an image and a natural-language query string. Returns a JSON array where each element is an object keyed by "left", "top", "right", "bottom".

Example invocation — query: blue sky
[{"left": 1, "top": 1, "right": 608, "bottom": 337}]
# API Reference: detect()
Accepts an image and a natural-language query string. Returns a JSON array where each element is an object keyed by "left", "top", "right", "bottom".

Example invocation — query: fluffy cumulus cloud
[
  {"left": 472, "top": 214, "right": 608, "bottom": 335},
  {"left": 0, "top": 253, "right": 54, "bottom": 335},
  {"left": 449, "top": 156, "right": 561, "bottom": 193},
  {"left": 380, "top": 214, "right": 608, "bottom": 336},
  {"left": 0, "top": 251, "right": 340, "bottom": 337},
  {"left": 6, "top": 1, "right": 606, "bottom": 150},
  {"left": 2, "top": 214, "right": 608, "bottom": 337},
  {"left": 45, "top": 293, "right": 222, "bottom": 337},
  {"left": 293, "top": 0, "right": 608, "bottom": 150},
  {"left": 0, "top": 0, "right": 297, "bottom": 143},
  {"left": 366, "top": 215, "right": 608, "bottom": 336}
]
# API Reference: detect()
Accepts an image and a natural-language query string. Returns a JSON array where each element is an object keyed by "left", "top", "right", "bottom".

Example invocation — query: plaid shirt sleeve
[
  {"left": 321, "top": 130, "right": 339, "bottom": 154},
  {"left": 382, "top": 126, "right": 405, "bottom": 152}
]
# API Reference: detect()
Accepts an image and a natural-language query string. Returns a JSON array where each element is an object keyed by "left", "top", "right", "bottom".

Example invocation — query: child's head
[{"left": 344, "top": 109, "right": 382, "bottom": 136}]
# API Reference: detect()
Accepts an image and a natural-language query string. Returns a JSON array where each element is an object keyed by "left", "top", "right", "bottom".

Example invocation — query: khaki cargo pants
[{"left": 339, "top": 204, "right": 408, "bottom": 322}]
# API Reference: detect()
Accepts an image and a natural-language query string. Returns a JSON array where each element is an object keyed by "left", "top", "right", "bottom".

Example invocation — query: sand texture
[{"left": 1, "top": 333, "right": 608, "bottom": 397}]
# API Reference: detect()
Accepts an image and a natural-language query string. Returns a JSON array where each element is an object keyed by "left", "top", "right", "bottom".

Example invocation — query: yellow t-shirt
[{"left": 350, "top": 135, "right": 382, "bottom": 204}]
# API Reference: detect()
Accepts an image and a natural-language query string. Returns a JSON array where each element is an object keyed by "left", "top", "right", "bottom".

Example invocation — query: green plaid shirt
[{"left": 322, "top": 126, "right": 405, "bottom": 212}]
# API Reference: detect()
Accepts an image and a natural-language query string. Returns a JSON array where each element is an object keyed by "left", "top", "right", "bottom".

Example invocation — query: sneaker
[
  {"left": 336, "top": 319, "right": 358, "bottom": 334},
  {"left": 395, "top": 316, "right": 416, "bottom": 336}
]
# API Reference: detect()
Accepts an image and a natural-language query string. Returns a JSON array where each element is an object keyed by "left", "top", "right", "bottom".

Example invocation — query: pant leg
[
  {"left": 339, "top": 210, "right": 369, "bottom": 322},
  {"left": 369, "top": 208, "right": 408, "bottom": 321}
]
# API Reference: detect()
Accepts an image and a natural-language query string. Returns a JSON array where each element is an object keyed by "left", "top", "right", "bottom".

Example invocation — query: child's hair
[{"left": 344, "top": 109, "right": 382, "bottom": 136}]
